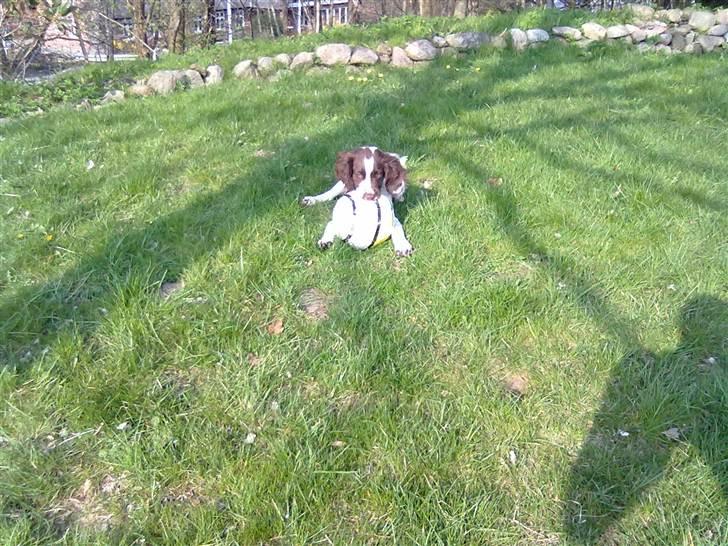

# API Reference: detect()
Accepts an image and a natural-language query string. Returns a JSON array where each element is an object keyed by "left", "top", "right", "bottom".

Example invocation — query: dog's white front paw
[
  {"left": 301, "top": 196, "right": 316, "bottom": 207},
  {"left": 318, "top": 239, "right": 333, "bottom": 250},
  {"left": 395, "top": 244, "right": 414, "bottom": 257}
]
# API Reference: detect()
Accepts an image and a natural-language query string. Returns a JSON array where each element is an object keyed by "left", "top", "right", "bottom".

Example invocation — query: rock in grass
[
  {"left": 205, "top": 65, "right": 224, "bottom": 86},
  {"left": 526, "top": 28, "right": 549, "bottom": 44},
  {"left": 101, "top": 89, "right": 125, "bottom": 104},
  {"left": 606, "top": 25, "right": 630, "bottom": 39},
  {"left": 257, "top": 56, "right": 276, "bottom": 76},
  {"left": 128, "top": 81, "right": 154, "bottom": 96},
  {"left": 147, "top": 70, "right": 182, "bottom": 95},
  {"left": 708, "top": 24, "right": 728, "bottom": 36},
  {"left": 349, "top": 46, "right": 379, "bottom": 65},
  {"left": 689, "top": 10, "right": 715, "bottom": 32},
  {"left": 405, "top": 39, "right": 438, "bottom": 61},
  {"left": 697, "top": 34, "right": 724, "bottom": 52},
  {"left": 581, "top": 22, "right": 607, "bottom": 41},
  {"left": 391, "top": 46, "right": 414, "bottom": 67},
  {"left": 273, "top": 53, "right": 291, "bottom": 68},
  {"left": 444, "top": 31, "right": 489, "bottom": 49},
  {"left": 315, "top": 43, "right": 351, "bottom": 65},
  {"left": 233, "top": 60, "right": 259, "bottom": 79},
  {"left": 290, "top": 51, "right": 314, "bottom": 70},
  {"left": 183, "top": 69, "right": 205, "bottom": 88},
  {"left": 552, "top": 26, "right": 582, "bottom": 40},
  {"left": 510, "top": 28, "right": 528, "bottom": 51}
]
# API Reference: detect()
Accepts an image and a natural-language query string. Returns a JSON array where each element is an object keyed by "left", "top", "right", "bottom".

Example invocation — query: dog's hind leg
[
  {"left": 301, "top": 181, "right": 346, "bottom": 207},
  {"left": 317, "top": 221, "right": 339, "bottom": 250}
]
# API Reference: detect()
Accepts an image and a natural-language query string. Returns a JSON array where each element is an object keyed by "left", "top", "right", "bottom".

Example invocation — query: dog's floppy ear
[
  {"left": 335, "top": 151, "right": 355, "bottom": 191},
  {"left": 379, "top": 152, "right": 407, "bottom": 194}
]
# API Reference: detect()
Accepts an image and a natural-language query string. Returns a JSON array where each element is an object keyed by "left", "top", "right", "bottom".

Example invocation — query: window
[
  {"left": 333, "top": 6, "right": 347, "bottom": 23},
  {"left": 193, "top": 16, "right": 203, "bottom": 33},
  {"left": 215, "top": 11, "right": 226, "bottom": 31},
  {"left": 233, "top": 8, "right": 245, "bottom": 29}
]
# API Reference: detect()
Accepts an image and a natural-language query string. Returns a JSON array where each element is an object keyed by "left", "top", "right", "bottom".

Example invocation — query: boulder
[
  {"left": 147, "top": 70, "right": 182, "bottom": 95},
  {"left": 636, "top": 42, "right": 654, "bottom": 53},
  {"left": 708, "top": 24, "right": 728, "bottom": 36},
  {"left": 189, "top": 63, "right": 207, "bottom": 77},
  {"left": 552, "top": 26, "right": 582, "bottom": 40},
  {"left": 205, "top": 64, "right": 224, "bottom": 85},
  {"left": 717, "top": 9, "right": 728, "bottom": 25},
  {"left": 644, "top": 22, "right": 668, "bottom": 38},
  {"left": 526, "top": 28, "right": 549, "bottom": 43},
  {"left": 350, "top": 46, "right": 378, "bottom": 64},
  {"left": 101, "top": 89, "right": 125, "bottom": 104},
  {"left": 491, "top": 32, "right": 508, "bottom": 49},
  {"left": 606, "top": 25, "right": 630, "bottom": 39},
  {"left": 290, "top": 51, "right": 315, "bottom": 70},
  {"left": 432, "top": 35, "right": 448, "bottom": 47},
  {"left": 233, "top": 60, "right": 259, "bottom": 79},
  {"left": 684, "top": 42, "right": 703, "bottom": 54},
  {"left": 273, "top": 53, "right": 291, "bottom": 67},
  {"left": 128, "top": 81, "right": 155, "bottom": 97},
  {"left": 657, "top": 32, "right": 672, "bottom": 46},
  {"left": 509, "top": 28, "right": 528, "bottom": 50},
  {"left": 666, "top": 9, "right": 682, "bottom": 23},
  {"left": 391, "top": 46, "right": 414, "bottom": 67},
  {"left": 630, "top": 28, "right": 647, "bottom": 42},
  {"left": 183, "top": 69, "right": 205, "bottom": 88},
  {"left": 655, "top": 44, "right": 672, "bottom": 55},
  {"left": 581, "top": 22, "right": 607, "bottom": 41},
  {"left": 375, "top": 43, "right": 393, "bottom": 56},
  {"left": 445, "top": 31, "right": 489, "bottom": 49},
  {"left": 697, "top": 34, "right": 724, "bottom": 52},
  {"left": 671, "top": 32, "right": 687, "bottom": 51},
  {"left": 257, "top": 56, "right": 276, "bottom": 76},
  {"left": 405, "top": 39, "right": 438, "bottom": 60},
  {"left": 315, "top": 43, "right": 351, "bottom": 65},
  {"left": 688, "top": 11, "right": 715, "bottom": 32}
]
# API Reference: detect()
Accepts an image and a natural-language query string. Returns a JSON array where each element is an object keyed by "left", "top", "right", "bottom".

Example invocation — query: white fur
[{"left": 316, "top": 188, "right": 413, "bottom": 256}]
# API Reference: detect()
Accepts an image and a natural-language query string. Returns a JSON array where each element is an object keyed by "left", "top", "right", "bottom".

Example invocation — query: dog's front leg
[
  {"left": 301, "top": 181, "right": 346, "bottom": 207},
  {"left": 317, "top": 220, "right": 339, "bottom": 250},
  {"left": 391, "top": 217, "right": 414, "bottom": 257}
]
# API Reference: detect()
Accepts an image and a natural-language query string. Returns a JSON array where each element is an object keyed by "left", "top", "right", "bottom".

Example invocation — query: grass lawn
[{"left": 1, "top": 33, "right": 727, "bottom": 545}]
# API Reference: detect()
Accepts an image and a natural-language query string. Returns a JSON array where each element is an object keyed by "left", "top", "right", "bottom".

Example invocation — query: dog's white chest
[{"left": 334, "top": 194, "right": 394, "bottom": 250}]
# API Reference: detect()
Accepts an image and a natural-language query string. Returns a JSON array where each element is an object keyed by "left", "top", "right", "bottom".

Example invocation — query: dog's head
[{"left": 335, "top": 147, "right": 407, "bottom": 201}]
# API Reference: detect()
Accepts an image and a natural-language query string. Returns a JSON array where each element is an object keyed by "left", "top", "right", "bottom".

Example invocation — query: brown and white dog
[
  {"left": 301, "top": 147, "right": 413, "bottom": 256},
  {"left": 301, "top": 146, "right": 408, "bottom": 206}
]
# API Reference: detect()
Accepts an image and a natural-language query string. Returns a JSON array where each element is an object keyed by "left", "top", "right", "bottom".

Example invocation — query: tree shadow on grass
[{"left": 564, "top": 295, "right": 728, "bottom": 543}]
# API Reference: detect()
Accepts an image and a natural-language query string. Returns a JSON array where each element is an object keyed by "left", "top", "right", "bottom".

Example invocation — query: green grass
[
  {"left": 1, "top": 27, "right": 727, "bottom": 545},
  {"left": 0, "top": 8, "right": 635, "bottom": 117}
]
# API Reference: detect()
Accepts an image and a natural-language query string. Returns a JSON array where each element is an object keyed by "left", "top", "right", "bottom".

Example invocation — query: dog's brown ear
[
  {"left": 378, "top": 152, "right": 407, "bottom": 194},
  {"left": 335, "top": 151, "right": 355, "bottom": 191}
]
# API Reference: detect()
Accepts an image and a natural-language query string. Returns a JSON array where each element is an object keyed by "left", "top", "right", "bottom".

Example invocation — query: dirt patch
[
  {"left": 503, "top": 372, "right": 529, "bottom": 398},
  {"left": 298, "top": 288, "right": 332, "bottom": 321}
]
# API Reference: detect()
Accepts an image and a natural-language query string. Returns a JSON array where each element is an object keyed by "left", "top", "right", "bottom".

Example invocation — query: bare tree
[{"left": 165, "top": 0, "right": 185, "bottom": 53}]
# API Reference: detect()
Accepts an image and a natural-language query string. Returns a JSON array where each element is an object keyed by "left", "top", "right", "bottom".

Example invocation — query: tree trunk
[
  {"left": 166, "top": 0, "right": 185, "bottom": 54},
  {"left": 202, "top": 0, "right": 216, "bottom": 46},
  {"left": 419, "top": 0, "right": 432, "bottom": 16},
  {"left": 280, "top": 1, "right": 289, "bottom": 35},
  {"left": 128, "top": 0, "right": 149, "bottom": 58},
  {"left": 314, "top": 0, "right": 321, "bottom": 31}
]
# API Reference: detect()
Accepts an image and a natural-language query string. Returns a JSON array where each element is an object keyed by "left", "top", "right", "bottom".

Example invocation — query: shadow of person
[{"left": 564, "top": 295, "right": 728, "bottom": 543}]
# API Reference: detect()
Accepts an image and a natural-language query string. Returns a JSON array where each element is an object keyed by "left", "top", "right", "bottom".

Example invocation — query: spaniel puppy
[
  {"left": 301, "top": 147, "right": 408, "bottom": 206},
  {"left": 301, "top": 147, "right": 413, "bottom": 256}
]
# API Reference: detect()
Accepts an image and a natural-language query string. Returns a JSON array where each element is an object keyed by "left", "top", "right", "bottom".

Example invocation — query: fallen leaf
[
  {"left": 267, "top": 318, "right": 284, "bottom": 335},
  {"left": 244, "top": 432, "right": 257, "bottom": 444},
  {"left": 254, "top": 149, "right": 274, "bottom": 158},
  {"left": 331, "top": 440, "right": 346, "bottom": 448},
  {"left": 486, "top": 177, "right": 503, "bottom": 187},
  {"left": 116, "top": 421, "right": 130, "bottom": 431},
  {"left": 617, "top": 429, "right": 629, "bottom": 437},
  {"left": 508, "top": 450, "right": 517, "bottom": 465},
  {"left": 504, "top": 373, "right": 529, "bottom": 398},
  {"left": 662, "top": 427, "right": 681, "bottom": 441},
  {"left": 86, "top": 160, "right": 95, "bottom": 171}
]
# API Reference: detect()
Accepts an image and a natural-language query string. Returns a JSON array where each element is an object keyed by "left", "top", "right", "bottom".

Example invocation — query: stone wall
[{"left": 126, "top": 5, "right": 728, "bottom": 98}]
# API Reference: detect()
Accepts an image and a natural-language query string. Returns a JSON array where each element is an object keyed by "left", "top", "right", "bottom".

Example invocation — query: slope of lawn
[{"left": 1, "top": 34, "right": 727, "bottom": 545}]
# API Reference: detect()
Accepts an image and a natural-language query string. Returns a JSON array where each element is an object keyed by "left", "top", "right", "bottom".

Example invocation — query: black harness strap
[
  {"left": 338, "top": 194, "right": 382, "bottom": 248},
  {"left": 367, "top": 201, "right": 382, "bottom": 249}
]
